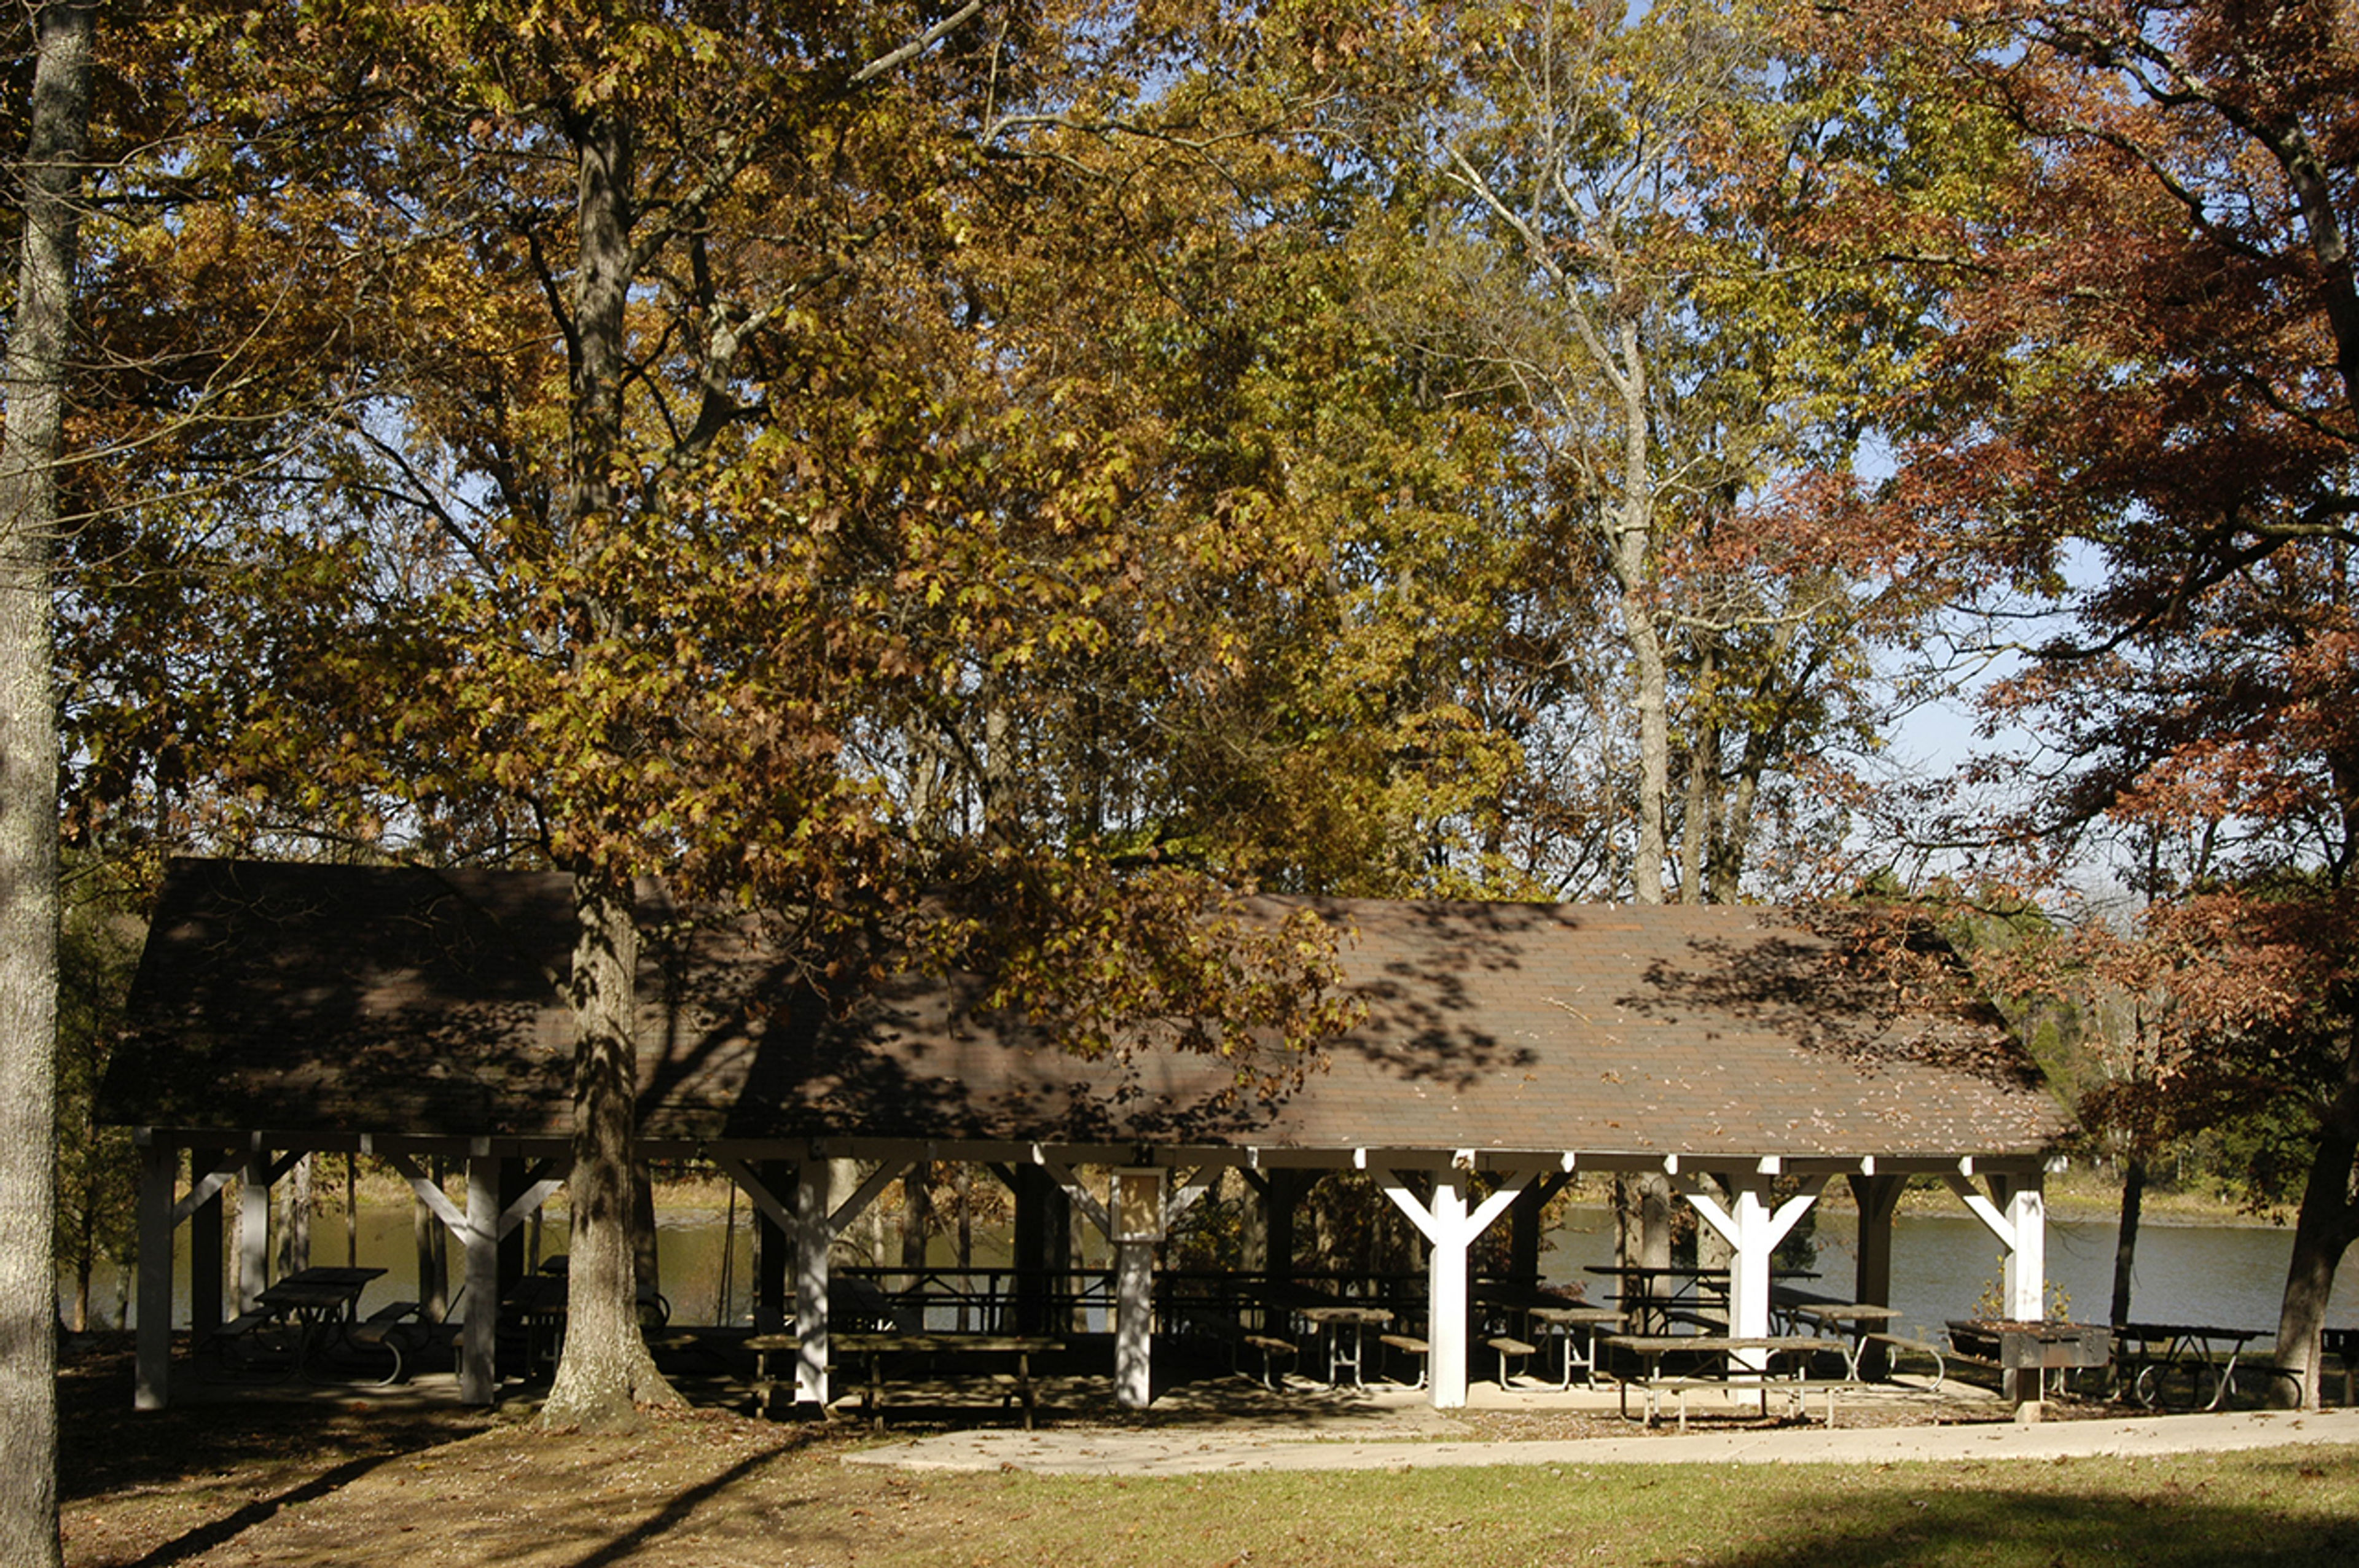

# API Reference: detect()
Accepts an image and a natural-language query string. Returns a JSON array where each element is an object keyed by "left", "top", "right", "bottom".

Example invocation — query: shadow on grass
[
  {"left": 556, "top": 1444, "right": 796, "bottom": 1568},
  {"left": 1672, "top": 1457, "right": 2359, "bottom": 1568},
  {"left": 59, "top": 1337, "right": 490, "bottom": 1502},
  {"left": 120, "top": 1453, "right": 408, "bottom": 1568}
]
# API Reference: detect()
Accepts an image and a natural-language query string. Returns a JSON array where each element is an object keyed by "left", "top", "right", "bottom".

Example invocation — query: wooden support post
[
  {"left": 754, "top": 1158, "right": 791, "bottom": 1333},
  {"left": 1507, "top": 1173, "right": 1571, "bottom": 1284},
  {"left": 414, "top": 1158, "right": 449, "bottom": 1324},
  {"left": 135, "top": 1140, "right": 178, "bottom": 1411},
  {"left": 1115, "top": 1239, "right": 1152, "bottom": 1408},
  {"left": 1011, "top": 1163, "right": 1066, "bottom": 1336},
  {"left": 794, "top": 1158, "right": 831, "bottom": 1408},
  {"left": 2001, "top": 1177, "right": 2047, "bottom": 1324},
  {"left": 1945, "top": 1168, "right": 2052, "bottom": 1403},
  {"left": 1680, "top": 1169, "right": 1825, "bottom": 1372},
  {"left": 1849, "top": 1172, "right": 1904, "bottom": 1378},
  {"left": 1264, "top": 1169, "right": 1309, "bottom": 1292},
  {"left": 240, "top": 1150, "right": 273, "bottom": 1314},
  {"left": 460, "top": 1153, "right": 500, "bottom": 1405},
  {"left": 1379, "top": 1163, "right": 1529, "bottom": 1410},
  {"left": 498, "top": 1158, "right": 530, "bottom": 1300},
  {"left": 1431, "top": 1175, "right": 1472, "bottom": 1406},
  {"left": 188, "top": 1146, "right": 227, "bottom": 1348}
]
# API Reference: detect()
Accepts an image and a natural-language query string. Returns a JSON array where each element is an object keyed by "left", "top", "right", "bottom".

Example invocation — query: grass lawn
[
  {"left": 943, "top": 1451, "right": 2359, "bottom": 1567},
  {"left": 60, "top": 1329, "right": 2359, "bottom": 1568}
]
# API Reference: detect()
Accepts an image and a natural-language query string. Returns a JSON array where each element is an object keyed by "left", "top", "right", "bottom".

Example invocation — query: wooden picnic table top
[
  {"left": 256, "top": 1268, "right": 381, "bottom": 1314},
  {"left": 1792, "top": 1303, "right": 1906, "bottom": 1327},
  {"left": 831, "top": 1332, "right": 1062, "bottom": 1355},
  {"left": 2114, "top": 1322, "right": 2265, "bottom": 1344},
  {"left": 1297, "top": 1304, "right": 1393, "bottom": 1327},
  {"left": 1585, "top": 1264, "right": 1732, "bottom": 1284},
  {"left": 1528, "top": 1305, "right": 1627, "bottom": 1326},
  {"left": 1605, "top": 1333, "right": 1826, "bottom": 1357}
]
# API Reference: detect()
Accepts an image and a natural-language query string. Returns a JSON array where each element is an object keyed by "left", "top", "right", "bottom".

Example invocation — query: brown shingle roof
[{"left": 102, "top": 859, "right": 2071, "bottom": 1162}]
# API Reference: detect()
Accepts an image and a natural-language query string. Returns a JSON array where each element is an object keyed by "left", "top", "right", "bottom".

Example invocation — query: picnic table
[
  {"left": 831, "top": 1332, "right": 1063, "bottom": 1430},
  {"left": 1296, "top": 1303, "right": 1392, "bottom": 1386},
  {"left": 2114, "top": 1322, "right": 2266, "bottom": 1411},
  {"left": 1584, "top": 1265, "right": 1732, "bottom": 1334},
  {"left": 1473, "top": 1282, "right": 1622, "bottom": 1388},
  {"left": 1528, "top": 1305, "right": 1628, "bottom": 1388},
  {"left": 213, "top": 1266, "right": 393, "bottom": 1382},
  {"left": 501, "top": 1273, "right": 571, "bottom": 1379},
  {"left": 1603, "top": 1332, "right": 1829, "bottom": 1429},
  {"left": 1789, "top": 1303, "right": 1907, "bottom": 1379}
]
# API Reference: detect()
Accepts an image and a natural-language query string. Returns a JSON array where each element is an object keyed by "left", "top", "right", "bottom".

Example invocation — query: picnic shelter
[{"left": 101, "top": 857, "right": 2075, "bottom": 1413}]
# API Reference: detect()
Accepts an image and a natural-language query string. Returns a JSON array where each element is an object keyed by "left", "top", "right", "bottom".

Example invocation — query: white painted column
[
  {"left": 711, "top": 1153, "right": 909, "bottom": 1409},
  {"left": 1946, "top": 1166, "right": 2052, "bottom": 1402},
  {"left": 2001, "top": 1180, "right": 2047, "bottom": 1324},
  {"left": 1052, "top": 1162, "right": 1199, "bottom": 1411},
  {"left": 1944, "top": 1168, "right": 2049, "bottom": 1320},
  {"left": 135, "top": 1139, "right": 178, "bottom": 1411},
  {"left": 240, "top": 1151, "right": 273, "bottom": 1313},
  {"left": 460, "top": 1153, "right": 500, "bottom": 1404},
  {"left": 1678, "top": 1167, "right": 1825, "bottom": 1372},
  {"left": 794, "top": 1158, "right": 832, "bottom": 1408},
  {"left": 1378, "top": 1160, "right": 1530, "bottom": 1410},
  {"left": 1431, "top": 1176, "right": 1473, "bottom": 1405},
  {"left": 1114, "top": 1239, "right": 1152, "bottom": 1407}
]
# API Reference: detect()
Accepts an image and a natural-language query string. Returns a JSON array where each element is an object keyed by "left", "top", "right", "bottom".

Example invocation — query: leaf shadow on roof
[
  {"left": 103, "top": 860, "right": 578, "bottom": 1137},
  {"left": 1322, "top": 899, "right": 1544, "bottom": 1092},
  {"left": 635, "top": 917, "right": 1286, "bottom": 1147},
  {"left": 1616, "top": 910, "right": 2047, "bottom": 1092}
]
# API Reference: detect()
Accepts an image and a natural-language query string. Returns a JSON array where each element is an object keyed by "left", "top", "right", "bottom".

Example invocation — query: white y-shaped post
[
  {"left": 1945, "top": 1168, "right": 2048, "bottom": 1321},
  {"left": 1946, "top": 1165, "right": 2049, "bottom": 1402},
  {"left": 1377, "top": 1158, "right": 1531, "bottom": 1408},
  {"left": 714, "top": 1153, "right": 909, "bottom": 1408},
  {"left": 1676, "top": 1166, "right": 1826, "bottom": 1371},
  {"left": 387, "top": 1149, "right": 568, "bottom": 1404}
]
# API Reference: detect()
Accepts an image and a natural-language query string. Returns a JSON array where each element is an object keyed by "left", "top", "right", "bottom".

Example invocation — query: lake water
[{"left": 78, "top": 1195, "right": 2359, "bottom": 1340}]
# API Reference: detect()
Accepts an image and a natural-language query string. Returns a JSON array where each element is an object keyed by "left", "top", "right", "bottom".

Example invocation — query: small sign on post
[{"left": 1114, "top": 1167, "right": 1167, "bottom": 1243}]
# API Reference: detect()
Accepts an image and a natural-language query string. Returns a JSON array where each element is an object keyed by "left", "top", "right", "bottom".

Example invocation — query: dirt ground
[{"left": 55, "top": 1333, "right": 2132, "bottom": 1568}]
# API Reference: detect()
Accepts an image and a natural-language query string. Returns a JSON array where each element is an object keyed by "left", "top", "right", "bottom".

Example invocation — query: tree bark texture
[
  {"left": 539, "top": 104, "right": 678, "bottom": 1427},
  {"left": 0, "top": 4, "right": 92, "bottom": 1562},
  {"left": 2109, "top": 1155, "right": 2146, "bottom": 1332},
  {"left": 1608, "top": 322, "right": 1669, "bottom": 905},
  {"left": 2269, "top": 1032, "right": 2359, "bottom": 1410},
  {"left": 539, "top": 877, "right": 678, "bottom": 1427}
]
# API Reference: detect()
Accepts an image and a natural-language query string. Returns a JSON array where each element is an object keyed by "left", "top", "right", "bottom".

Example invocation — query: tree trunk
[
  {"left": 1608, "top": 322, "right": 1669, "bottom": 906},
  {"left": 540, "top": 876, "right": 679, "bottom": 1427},
  {"left": 2109, "top": 1155, "right": 2146, "bottom": 1330},
  {"left": 537, "top": 97, "right": 679, "bottom": 1431},
  {"left": 0, "top": 6, "right": 92, "bottom": 1562},
  {"left": 2268, "top": 1034, "right": 2359, "bottom": 1410}
]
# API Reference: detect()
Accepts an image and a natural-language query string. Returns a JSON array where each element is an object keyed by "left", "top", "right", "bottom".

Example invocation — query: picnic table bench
[
  {"left": 206, "top": 1266, "right": 397, "bottom": 1384},
  {"left": 832, "top": 1332, "right": 1062, "bottom": 1430},
  {"left": 1789, "top": 1303, "right": 1907, "bottom": 1379},
  {"left": 745, "top": 1331, "right": 1063, "bottom": 1428},
  {"left": 1604, "top": 1333, "right": 1834, "bottom": 1430},
  {"left": 2114, "top": 1322, "right": 2266, "bottom": 1411},
  {"left": 1181, "top": 1309, "right": 1299, "bottom": 1390}
]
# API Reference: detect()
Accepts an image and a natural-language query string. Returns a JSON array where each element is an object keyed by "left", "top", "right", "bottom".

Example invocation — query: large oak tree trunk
[
  {"left": 0, "top": 6, "right": 92, "bottom": 1562},
  {"left": 2108, "top": 1155, "right": 2146, "bottom": 1330},
  {"left": 538, "top": 103, "right": 678, "bottom": 1431},
  {"left": 2269, "top": 1033, "right": 2359, "bottom": 1410},
  {"left": 540, "top": 877, "right": 678, "bottom": 1427}
]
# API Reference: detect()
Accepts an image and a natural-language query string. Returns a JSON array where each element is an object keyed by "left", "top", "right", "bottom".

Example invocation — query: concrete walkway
[{"left": 845, "top": 1403, "right": 2359, "bottom": 1476}]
